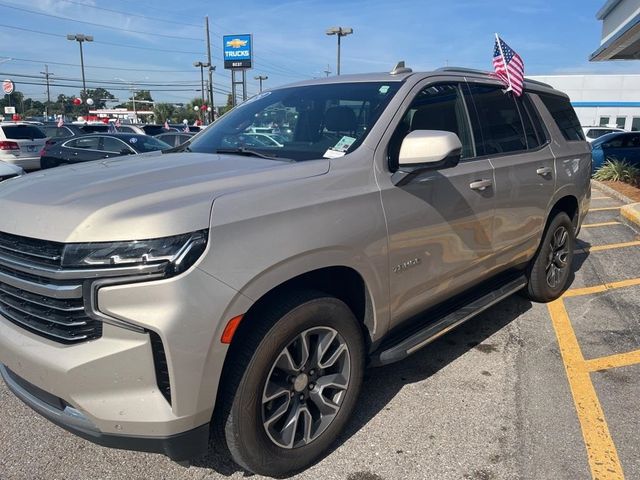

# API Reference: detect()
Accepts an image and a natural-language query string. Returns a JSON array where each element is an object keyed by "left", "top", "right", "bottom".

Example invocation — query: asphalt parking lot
[{"left": 1, "top": 185, "right": 639, "bottom": 480}]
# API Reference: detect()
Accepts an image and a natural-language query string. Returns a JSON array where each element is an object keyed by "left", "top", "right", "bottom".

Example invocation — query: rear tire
[
  {"left": 215, "top": 290, "right": 365, "bottom": 477},
  {"left": 524, "top": 212, "right": 575, "bottom": 302}
]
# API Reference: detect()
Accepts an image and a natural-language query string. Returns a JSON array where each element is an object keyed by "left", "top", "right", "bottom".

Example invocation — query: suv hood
[{"left": 0, "top": 152, "right": 329, "bottom": 242}]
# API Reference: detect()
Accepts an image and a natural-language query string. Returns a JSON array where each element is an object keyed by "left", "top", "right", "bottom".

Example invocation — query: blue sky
[{"left": 0, "top": 0, "right": 637, "bottom": 106}]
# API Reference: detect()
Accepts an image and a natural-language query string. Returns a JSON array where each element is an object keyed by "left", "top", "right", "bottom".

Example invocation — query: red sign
[{"left": 2, "top": 79, "right": 14, "bottom": 95}]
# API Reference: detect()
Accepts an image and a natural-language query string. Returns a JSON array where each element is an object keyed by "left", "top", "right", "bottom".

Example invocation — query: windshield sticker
[
  {"left": 323, "top": 148, "right": 346, "bottom": 159},
  {"left": 129, "top": 137, "right": 138, "bottom": 144},
  {"left": 332, "top": 135, "right": 356, "bottom": 152},
  {"left": 379, "top": 85, "right": 390, "bottom": 94}
]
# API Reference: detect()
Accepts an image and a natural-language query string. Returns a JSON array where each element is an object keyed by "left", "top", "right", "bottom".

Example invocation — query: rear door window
[
  {"left": 66, "top": 136, "right": 100, "bottom": 150},
  {"left": 539, "top": 94, "right": 585, "bottom": 141},
  {"left": 464, "top": 84, "right": 527, "bottom": 156},
  {"left": 1, "top": 125, "right": 47, "bottom": 140},
  {"left": 101, "top": 137, "right": 131, "bottom": 153}
]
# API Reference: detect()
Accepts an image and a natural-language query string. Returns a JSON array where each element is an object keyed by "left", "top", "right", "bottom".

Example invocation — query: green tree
[
  {"left": 82, "top": 88, "right": 116, "bottom": 109},
  {"left": 153, "top": 102, "right": 175, "bottom": 123}
]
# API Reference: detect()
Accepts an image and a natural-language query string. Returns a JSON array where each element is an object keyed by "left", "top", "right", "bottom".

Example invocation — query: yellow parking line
[
  {"left": 582, "top": 221, "right": 620, "bottom": 228},
  {"left": 565, "top": 277, "right": 640, "bottom": 297},
  {"left": 575, "top": 240, "right": 640, "bottom": 255},
  {"left": 547, "top": 299, "right": 624, "bottom": 479},
  {"left": 585, "top": 349, "right": 640, "bottom": 372},
  {"left": 589, "top": 206, "right": 622, "bottom": 212}
]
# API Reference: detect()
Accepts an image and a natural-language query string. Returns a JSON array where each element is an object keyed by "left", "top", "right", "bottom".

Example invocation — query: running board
[{"left": 371, "top": 275, "right": 527, "bottom": 366}]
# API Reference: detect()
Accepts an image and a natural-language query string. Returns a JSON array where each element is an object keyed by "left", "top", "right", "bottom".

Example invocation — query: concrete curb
[
  {"left": 591, "top": 179, "right": 636, "bottom": 205},
  {"left": 621, "top": 203, "right": 640, "bottom": 232}
]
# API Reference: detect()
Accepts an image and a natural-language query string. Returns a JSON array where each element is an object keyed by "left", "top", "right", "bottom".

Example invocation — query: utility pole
[
  {"left": 193, "top": 61, "right": 209, "bottom": 108},
  {"left": 205, "top": 16, "right": 214, "bottom": 123},
  {"left": 254, "top": 75, "right": 268, "bottom": 92},
  {"left": 324, "top": 64, "right": 331, "bottom": 77},
  {"left": 40, "top": 64, "right": 53, "bottom": 118}
]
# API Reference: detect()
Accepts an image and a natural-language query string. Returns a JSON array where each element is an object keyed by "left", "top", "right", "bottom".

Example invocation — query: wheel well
[
  {"left": 550, "top": 195, "right": 579, "bottom": 229},
  {"left": 237, "top": 266, "right": 373, "bottom": 345}
]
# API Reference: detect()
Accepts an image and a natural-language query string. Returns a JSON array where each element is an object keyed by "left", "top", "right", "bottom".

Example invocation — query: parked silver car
[
  {"left": 0, "top": 159, "right": 24, "bottom": 181},
  {"left": 0, "top": 65, "right": 590, "bottom": 476}
]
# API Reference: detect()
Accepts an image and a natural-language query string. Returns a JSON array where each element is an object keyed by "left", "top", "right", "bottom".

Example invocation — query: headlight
[{"left": 61, "top": 230, "right": 208, "bottom": 276}]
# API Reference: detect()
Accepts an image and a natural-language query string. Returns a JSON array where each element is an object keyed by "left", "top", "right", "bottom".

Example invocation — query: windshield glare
[{"left": 188, "top": 82, "right": 401, "bottom": 161}]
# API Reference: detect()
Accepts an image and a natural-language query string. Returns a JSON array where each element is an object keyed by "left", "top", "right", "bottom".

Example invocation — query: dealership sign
[
  {"left": 2, "top": 79, "right": 14, "bottom": 95},
  {"left": 223, "top": 34, "right": 252, "bottom": 69}
]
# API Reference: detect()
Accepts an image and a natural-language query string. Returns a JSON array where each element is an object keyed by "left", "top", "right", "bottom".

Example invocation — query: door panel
[
  {"left": 381, "top": 159, "right": 496, "bottom": 324},
  {"left": 377, "top": 80, "right": 496, "bottom": 327}
]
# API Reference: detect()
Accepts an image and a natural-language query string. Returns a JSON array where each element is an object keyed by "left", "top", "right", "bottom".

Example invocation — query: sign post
[{"left": 223, "top": 34, "right": 253, "bottom": 107}]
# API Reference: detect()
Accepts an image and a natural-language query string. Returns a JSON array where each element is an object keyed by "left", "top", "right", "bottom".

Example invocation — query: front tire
[
  {"left": 524, "top": 211, "right": 575, "bottom": 302},
  {"left": 216, "top": 291, "right": 365, "bottom": 477}
]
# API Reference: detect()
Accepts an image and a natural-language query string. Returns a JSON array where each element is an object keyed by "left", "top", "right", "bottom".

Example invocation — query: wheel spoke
[
  {"left": 278, "top": 401, "right": 303, "bottom": 448},
  {"left": 275, "top": 348, "right": 299, "bottom": 374},
  {"left": 263, "top": 380, "right": 290, "bottom": 403},
  {"left": 263, "top": 395, "right": 292, "bottom": 428},
  {"left": 319, "top": 343, "right": 347, "bottom": 369},
  {"left": 315, "top": 329, "right": 338, "bottom": 366},
  {"left": 315, "top": 372, "right": 349, "bottom": 390}
]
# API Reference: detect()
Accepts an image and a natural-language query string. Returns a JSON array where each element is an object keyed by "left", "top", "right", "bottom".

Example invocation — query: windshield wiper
[{"left": 216, "top": 147, "right": 292, "bottom": 161}]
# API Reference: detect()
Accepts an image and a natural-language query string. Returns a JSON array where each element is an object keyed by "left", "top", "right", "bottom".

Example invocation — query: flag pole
[{"left": 495, "top": 33, "right": 513, "bottom": 92}]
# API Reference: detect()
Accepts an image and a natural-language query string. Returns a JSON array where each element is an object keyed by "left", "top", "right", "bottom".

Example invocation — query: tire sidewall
[
  {"left": 528, "top": 212, "right": 575, "bottom": 301},
  {"left": 227, "top": 296, "right": 364, "bottom": 475}
]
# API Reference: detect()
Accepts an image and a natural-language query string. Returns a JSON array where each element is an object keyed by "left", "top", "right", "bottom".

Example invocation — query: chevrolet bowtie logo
[{"left": 226, "top": 38, "right": 248, "bottom": 48}]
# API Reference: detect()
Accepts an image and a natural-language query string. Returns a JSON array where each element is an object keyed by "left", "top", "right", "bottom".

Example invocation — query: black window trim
[{"left": 462, "top": 81, "right": 552, "bottom": 161}]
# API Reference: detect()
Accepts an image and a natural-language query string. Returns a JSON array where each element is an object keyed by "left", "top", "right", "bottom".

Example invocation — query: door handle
[
  {"left": 536, "top": 166, "right": 553, "bottom": 176},
  {"left": 469, "top": 179, "right": 493, "bottom": 191}
]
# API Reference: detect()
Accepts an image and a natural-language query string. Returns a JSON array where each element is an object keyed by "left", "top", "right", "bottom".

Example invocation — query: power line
[
  {"left": 0, "top": 56, "right": 196, "bottom": 73},
  {"left": 0, "top": 2, "right": 202, "bottom": 41},
  {"left": 0, "top": 24, "right": 204, "bottom": 54},
  {"left": 55, "top": 0, "right": 202, "bottom": 28}
]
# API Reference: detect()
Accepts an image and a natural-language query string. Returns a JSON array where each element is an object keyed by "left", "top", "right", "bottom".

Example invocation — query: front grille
[
  {"left": 0, "top": 232, "right": 101, "bottom": 344},
  {"left": 0, "top": 231, "right": 64, "bottom": 268},
  {"left": 150, "top": 332, "right": 171, "bottom": 404}
]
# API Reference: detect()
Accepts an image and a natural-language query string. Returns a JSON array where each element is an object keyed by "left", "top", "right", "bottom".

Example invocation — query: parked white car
[
  {"left": 0, "top": 159, "right": 24, "bottom": 181},
  {"left": 582, "top": 126, "right": 625, "bottom": 142},
  {"left": 0, "top": 122, "right": 48, "bottom": 170}
]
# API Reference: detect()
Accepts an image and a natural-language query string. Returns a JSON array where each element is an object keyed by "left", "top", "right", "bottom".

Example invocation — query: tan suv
[{"left": 0, "top": 65, "right": 590, "bottom": 476}]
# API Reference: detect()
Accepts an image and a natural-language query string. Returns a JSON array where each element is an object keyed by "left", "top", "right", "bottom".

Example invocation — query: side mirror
[
  {"left": 393, "top": 130, "right": 463, "bottom": 185},
  {"left": 120, "top": 148, "right": 133, "bottom": 155}
]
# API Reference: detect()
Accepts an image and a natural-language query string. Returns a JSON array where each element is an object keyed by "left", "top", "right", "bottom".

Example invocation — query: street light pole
[
  {"left": 67, "top": 34, "right": 93, "bottom": 99},
  {"left": 325, "top": 27, "right": 353, "bottom": 75},
  {"left": 254, "top": 75, "right": 268, "bottom": 92}
]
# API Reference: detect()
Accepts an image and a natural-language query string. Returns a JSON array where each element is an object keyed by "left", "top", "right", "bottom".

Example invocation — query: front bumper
[
  {"left": 0, "top": 264, "right": 251, "bottom": 458},
  {"left": 0, "top": 364, "right": 209, "bottom": 461}
]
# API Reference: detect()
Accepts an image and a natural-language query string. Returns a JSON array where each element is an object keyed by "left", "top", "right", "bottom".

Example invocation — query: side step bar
[{"left": 371, "top": 275, "right": 527, "bottom": 366}]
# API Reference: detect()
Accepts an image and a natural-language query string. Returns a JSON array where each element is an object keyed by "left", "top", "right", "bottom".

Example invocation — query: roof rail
[
  {"left": 436, "top": 67, "right": 490, "bottom": 75},
  {"left": 437, "top": 66, "right": 554, "bottom": 89},
  {"left": 390, "top": 61, "right": 412, "bottom": 75}
]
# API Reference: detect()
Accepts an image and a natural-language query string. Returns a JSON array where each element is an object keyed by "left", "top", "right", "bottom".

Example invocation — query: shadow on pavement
[{"left": 192, "top": 294, "right": 534, "bottom": 477}]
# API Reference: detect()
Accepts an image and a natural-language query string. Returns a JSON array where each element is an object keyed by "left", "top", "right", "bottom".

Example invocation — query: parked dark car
[
  {"left": 169, "top": 124, "right": 202, "bottom": 132},
  {"left": 140, "top": 124, "right": 178, "bottom": 136},
  {"left": 154, "top": 131, "right": 195, "bottom": 147},
  {"left": 41, "top": 123, "right": 89, "bottom": 139},
  {"left": 40, "top": 133, "right": 171, "bottom": 169},
  {"left": 591, "top": 131, "right": 640, "bottom": 171}
]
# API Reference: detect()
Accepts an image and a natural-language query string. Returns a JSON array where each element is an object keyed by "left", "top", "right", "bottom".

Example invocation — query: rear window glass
[
  {"left": 80, "top": 124, "right": 109, "bottom": 133},
  {"left": 1, "top": 125, "right": 46, "bottom": 139},
  {"left": 539, "top": 94, "right": 585, "bottom": 141}
]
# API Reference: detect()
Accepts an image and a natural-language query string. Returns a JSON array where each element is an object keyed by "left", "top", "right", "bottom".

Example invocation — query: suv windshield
[{"left": 188, "top": 82, "right": 401, "bottom": 161}]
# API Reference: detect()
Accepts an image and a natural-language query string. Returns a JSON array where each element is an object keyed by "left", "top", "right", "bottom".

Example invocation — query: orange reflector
[{"left": 221, "top": 314, "right": 244, "bottom": 344}]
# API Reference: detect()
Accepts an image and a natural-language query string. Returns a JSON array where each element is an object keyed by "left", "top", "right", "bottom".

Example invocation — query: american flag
[
  {"left": 492, "top": 35, "right": 524, "bottom": 96},
  {"left": 183, "top": 123, "right": 189, "bottom": 133},
  {"left": 56, "top": 117, "right": 64, "bottom": 128},
  {"left": 115, "top": 118, "right": 121, "bottom": 128},
  {"left": 108, "top": 122, "right": 117, "bottom": 133},
  {"left": 163, "top": 120, "right": 170, "bottom": 130}
]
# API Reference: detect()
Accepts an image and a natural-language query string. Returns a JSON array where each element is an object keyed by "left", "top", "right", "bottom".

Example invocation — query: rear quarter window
[
  {"left": 1, "top": 125, "right": 47, "bottom": 139},
  {"left": 539, "top": 94, "right": 585, "bottom": 142}
]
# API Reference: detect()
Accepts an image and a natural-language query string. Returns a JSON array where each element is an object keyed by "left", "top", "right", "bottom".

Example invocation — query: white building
[{"left": 528, "top": 74, "right": 640, "bottom": 131}]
